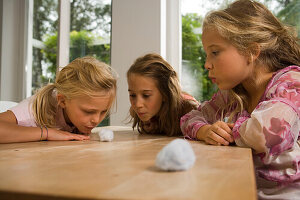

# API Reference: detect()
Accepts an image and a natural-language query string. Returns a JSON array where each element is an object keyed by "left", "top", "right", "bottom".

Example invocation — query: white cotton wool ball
[
  {"left": 155, "top": 139, "right": 196, "bottom": 171},
  {"left": 98, "top": 129, "right": 114, "bottom": 142}
]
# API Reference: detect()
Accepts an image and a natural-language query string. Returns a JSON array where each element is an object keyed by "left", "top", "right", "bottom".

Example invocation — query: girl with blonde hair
[
  {"left": 180, "top": 0, "right": 300, "bottom": 199},
  {"left": 127, "top": 53, "right": 199, "bottom": 136},
  {"left": 0, "top": 56, "right": 116, "bottom": 143}
]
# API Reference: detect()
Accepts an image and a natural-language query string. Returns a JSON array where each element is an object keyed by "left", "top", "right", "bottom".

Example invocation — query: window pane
[
  {"left": 181, "top": 0, "right": 299, "bottom": 102},
  {"left": 70, "top": 0, "right": 112, "bottom": 126},
  {"left": 32, "top": 0, "right": 58, "bottom": 94}
]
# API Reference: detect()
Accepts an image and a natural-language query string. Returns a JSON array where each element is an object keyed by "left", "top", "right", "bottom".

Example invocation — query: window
[
  {"left": 32, "top": 0, "right": 112, "bottom": 126},
  {"left": 32, "top": 0, "right": 58, "bottom": 94},
  {"left": 69, "top": 0, "right": 111, "bottom": 64}
]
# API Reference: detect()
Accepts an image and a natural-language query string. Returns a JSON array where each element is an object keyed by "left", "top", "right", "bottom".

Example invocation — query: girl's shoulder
[
  {"left": 181, "top": 92, "right": 200, "bottom": 110},
  {"left": 273, "top": 65, "right": 300, "bottom": 82},
  {"left": 9, "top": 96, "right": 37, "bottom": 127},
  {"left": 264, "top": 66, "right": 300, "bottom": 113},
  {"left": 266, "top": 66, "right": 300, "bottom": 94}
]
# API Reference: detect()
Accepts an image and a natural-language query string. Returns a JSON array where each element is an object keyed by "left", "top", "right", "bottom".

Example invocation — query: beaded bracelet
[
  {"left": 43, "top": 126, "right": 48, "bottom": 141},
  {"left": 39, "top": 126, "right": 43, "bottom": 141}
]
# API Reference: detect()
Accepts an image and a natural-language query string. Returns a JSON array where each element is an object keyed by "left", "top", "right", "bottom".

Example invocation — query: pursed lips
[
  {"left": 209, "top": 76, "right": 216, "bottom": 83},
  {"left": 137, "top": 112, "right": 146, "bottom": 117}
]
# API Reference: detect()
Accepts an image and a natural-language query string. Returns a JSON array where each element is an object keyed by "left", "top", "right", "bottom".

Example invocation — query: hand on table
[
  {"left": 197, "top": 121, "right": 234, "bottom": 146},
  {"left": 46, "top": 128, "right": 90, "bottom": 141}
]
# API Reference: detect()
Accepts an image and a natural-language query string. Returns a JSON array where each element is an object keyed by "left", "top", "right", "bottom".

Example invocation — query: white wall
[
  {"left": 110, "top": 0, "right": 180, "bottom": 126},
  {"left": 110, "top": 0, "right": 164, "bottom": 126},
  {"left": 0, "top": 0, "right": 29, "bottom": 102}
]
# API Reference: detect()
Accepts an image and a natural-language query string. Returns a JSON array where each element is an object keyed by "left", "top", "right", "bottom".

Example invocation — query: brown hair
[
  {"left": 203, "top": 0, "right": 300, "bottom": 118},
  {"left": 32, "top": 56, "right": 117, "bottom": 127},
  {"left": 127, "top": 53, "right": 198, "bottom": 136}
]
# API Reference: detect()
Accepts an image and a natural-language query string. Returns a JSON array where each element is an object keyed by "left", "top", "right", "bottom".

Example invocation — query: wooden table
[{"left": 0, "top": 126, "right": 257, "bottom": 200}]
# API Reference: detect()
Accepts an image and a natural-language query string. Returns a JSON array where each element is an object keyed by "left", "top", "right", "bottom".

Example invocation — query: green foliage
[
  {"left": 41, "top": 33, "right": 57, "bottom": 80},
  {"left": 182, "top": 13, "right": 217, "bottom": 102},
  {"left": 33, "top": 0, "right": 58, "bottom": 40},
  {"left": 41, "top": 30, "right": 110, "bottom": 83},
  {"left": 277, "top": 0, "right": 300, "bottom": 37},
  {"left": 69, "top": 30, "right": 94, "bottom": 61},
  {"left": 70, "top": 0, "right": 111, "bottom": 34}
]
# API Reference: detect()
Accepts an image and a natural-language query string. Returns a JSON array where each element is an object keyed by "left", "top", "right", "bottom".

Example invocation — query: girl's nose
[
  {"left": 204, "top": 59, "right": 213, "bottom": 70},
  {"left": 91, "top": 114, "right": 101, "bottom": 126},
  {"left": 135, "top": 96, "right": 143, "bottom": 108}
]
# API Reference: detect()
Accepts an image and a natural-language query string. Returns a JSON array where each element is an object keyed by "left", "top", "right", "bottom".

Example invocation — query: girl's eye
[
  {"left": 129, "top": 94, "right": 136, "bottom": 98},
  {"left": 84, "top": 110, "right": 95, "bottom": 114},
  {"left": 101, "top": 110, "right": 107, "bottom": 115},
  {"left": 212, "top": 51, "right": 219, "bottom": 56},
  {"left": 143, "top": 94, "right": 150, "bottom": 98}
]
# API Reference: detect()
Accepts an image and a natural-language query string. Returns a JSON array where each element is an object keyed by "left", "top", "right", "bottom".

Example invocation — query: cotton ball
[
  {"left": 155, "top": 139, "right": 196, "bottom": 171},
  {"left": 98, "top": 129, "right": 114, "bottom": 142}
]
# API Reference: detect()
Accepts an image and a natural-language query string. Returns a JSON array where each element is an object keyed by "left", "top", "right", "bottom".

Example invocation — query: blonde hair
[
  {"left": 203, "top": 0, "right": 300, "bottom": 119},
  {"left": 127, "top": 53, "right": 198, "bottom": 136},
  {"left": 32, "top": 56, "right": 117, "bottom": 127}
]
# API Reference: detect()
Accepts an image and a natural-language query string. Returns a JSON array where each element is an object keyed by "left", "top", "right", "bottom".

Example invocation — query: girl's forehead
[
  {"left": 128, "top": 73, "right": 156, "bottom": 82},
  {"left": 202, "top": 27, "right": 220, "bottom": 39},
  {"left": 74, "top": 90, "right": 114, "bottom": 101},
  {"left": 202, "top": 28, "right": 230, "bottom": 48},
  {"left": 128, "top": 73, "right": 159, "bottom": 90}
]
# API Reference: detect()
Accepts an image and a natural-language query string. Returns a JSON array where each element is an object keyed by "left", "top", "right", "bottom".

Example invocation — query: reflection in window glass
[
  {"left": 181, "top": 0, "right": 300, "bottom": 102},
  {"left": 32, "top": 0, "right": 58, "bottom": 94},
  {"left": 69, "top": 0, "right": 111, "bottom": 64}
]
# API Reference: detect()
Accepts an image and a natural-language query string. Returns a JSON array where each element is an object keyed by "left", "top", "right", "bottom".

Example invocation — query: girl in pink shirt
[
  {"left": 127, "top": 53, "right": 199, "bottom": 136},
  {"left": 0, "top": 56, "right": 116, "bottom": 143},
  {"left": 180, "top": 0, "right": 300, "bottom": 199}
]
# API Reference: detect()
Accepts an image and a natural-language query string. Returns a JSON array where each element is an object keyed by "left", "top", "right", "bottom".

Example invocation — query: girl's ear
[
  {"left": 57, "top": 94, "right": 66, "bottom": 108},
  {"left": 247, "top": 43, "right": 261, "bottom": 64}
]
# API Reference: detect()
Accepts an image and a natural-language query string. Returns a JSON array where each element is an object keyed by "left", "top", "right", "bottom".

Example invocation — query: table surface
[{"left": 0, "top": 126, "right": 257, "bottom": 200}]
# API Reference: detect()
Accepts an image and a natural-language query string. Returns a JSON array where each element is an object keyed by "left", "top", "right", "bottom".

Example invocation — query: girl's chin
[
  {"left": 137, "top": 115, "right": 149, "bottom": 122},
  {"left": 139, "top": 116, "right": 151, "bottom": 122}
]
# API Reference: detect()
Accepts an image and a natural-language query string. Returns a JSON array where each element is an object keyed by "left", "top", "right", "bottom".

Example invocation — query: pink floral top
[{"left": 180, "top": 66, "right": 300, "bottom": 186}]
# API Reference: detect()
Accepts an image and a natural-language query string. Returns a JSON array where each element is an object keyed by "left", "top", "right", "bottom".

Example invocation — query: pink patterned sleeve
[
  {"left": 232, "top": 69, "right": 300, "bottom": 162},
  {"left": 233, "top": 100, "right": 299, "bottom": 154},
  {"left": 180, "top": 90, "right": 230, "bottom": 139}
]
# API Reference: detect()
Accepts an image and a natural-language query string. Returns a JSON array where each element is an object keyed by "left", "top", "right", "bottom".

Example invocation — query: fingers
[
  {"left": 205, "top": 137, "right": 221, "bottom": 146},
  {"left": 203, "top": 121, "right": 234, "bottom": 146},
  {"left": 211, "top": 123, "right": 234, "bottom": 143},
  {"left": 227, "top": 123, "right": 234, "bottom": 129},
  {"left": 68, "top": 133, "right": 90, "bottom": 141},
  {"left": 205, "top": 131, "right": 229, "bottom": 145},
  {"left": 47, "top": 129, "right": 90, "bottom": 141}
]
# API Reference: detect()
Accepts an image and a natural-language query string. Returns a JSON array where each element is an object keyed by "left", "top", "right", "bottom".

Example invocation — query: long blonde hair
[
  {"left": 127, "top": 53, "right": 198, "bottom": 136},
  {"left": 32, "top": 56, "right": 117, "bottom": 127},
  {"left": 203, "top": 0, "right": 300, "bottom": 118}
]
